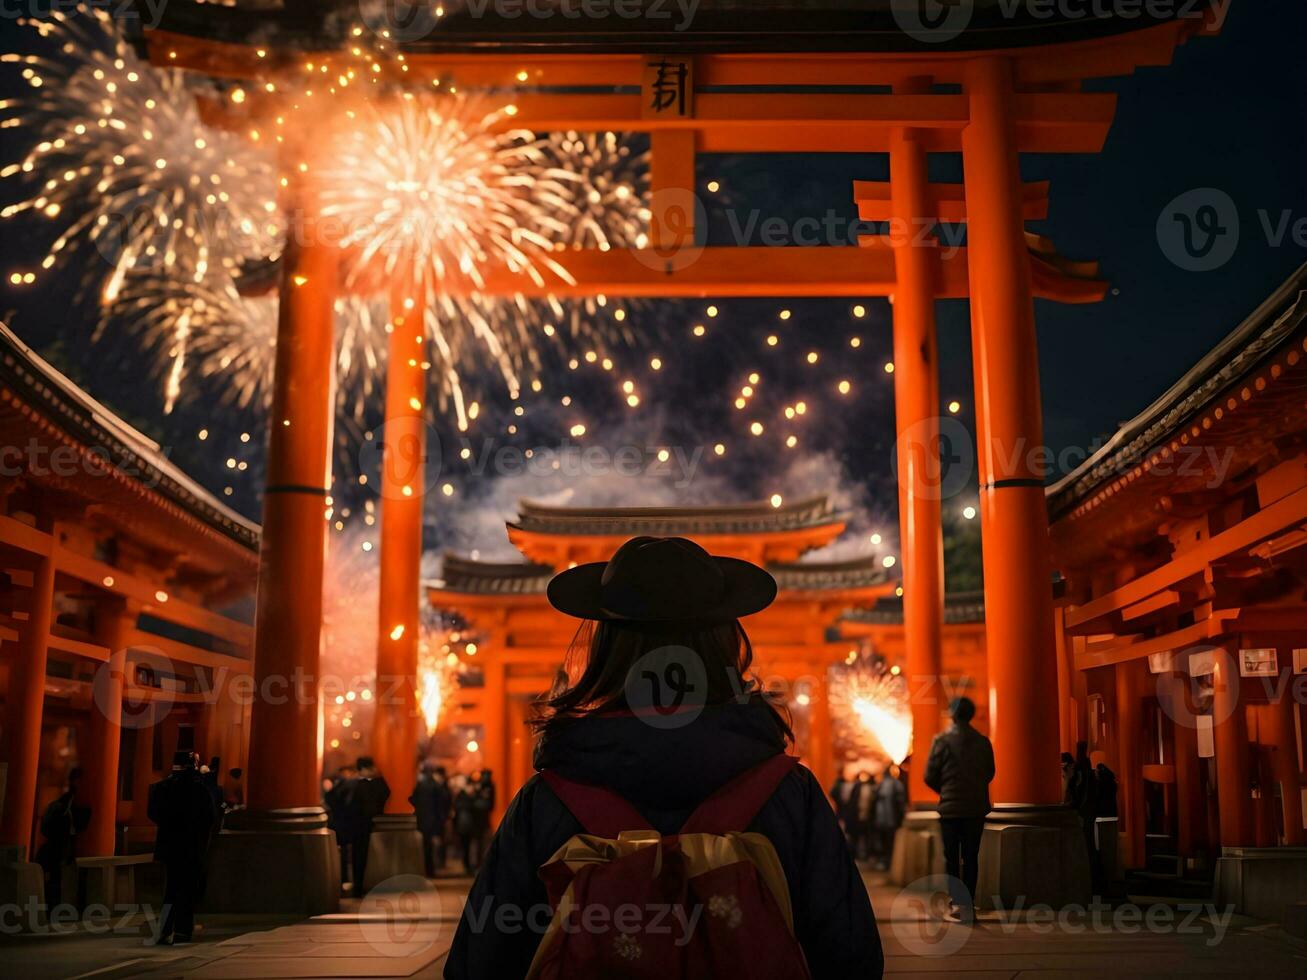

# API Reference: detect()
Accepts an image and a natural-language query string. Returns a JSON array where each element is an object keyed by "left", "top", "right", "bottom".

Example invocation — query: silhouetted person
[
  {"left": 411, "top": 763, "right": 452, "bottom": 877},
  {"left": 148, "top": 751, "right": 217, "bottom": 944},
  {"left": 36, "top": 767, "right": 89, "bottom": 907},
  {"left": 349, "top": 756, "right": 390, "bottom": 891},
  {"left": 1066, "top": 741, "right": 1099, "bottom": 885},
  {"left": 453, "top": 772, "right": 487, "bottom": 874},
  {"left": 873, "top": 764, "right": 907, "bottom": 871},
  {"left": 1060, "top": 751, "right": 1076, "bottom": 799},
  {"left": 851, "top": 770, "right": 876, "bottom": 861},
  {"left": 1095, "top": 763, "right": 1118, "bottom": 818},
  {"left": 925, "top": 696, "right": 994, "bottom": 922},
  {"left": 224, "top": 767, "right": 244, "bottom": 810},
  {"left": 324, "top": 765, "right": 359, "bottom": 891}
]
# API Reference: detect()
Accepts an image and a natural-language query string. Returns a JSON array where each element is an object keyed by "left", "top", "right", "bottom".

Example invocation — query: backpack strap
[
  {"left": 679, "top": 753, "right": 798, "bottom": 835},
  {"left": 541, "top": 771, "right": 654, "bottom": 838}
]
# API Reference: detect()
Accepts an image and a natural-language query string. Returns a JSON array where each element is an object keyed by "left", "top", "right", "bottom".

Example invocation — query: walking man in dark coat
[
  {"left": 924, "top": 697, "right": 995, "bottom": 922},
  {"left": 148, "top": 751, "right": 218, "bottom": 944},
  {"left": 349, "top": 756, "right": 390, "bottom": 891}
]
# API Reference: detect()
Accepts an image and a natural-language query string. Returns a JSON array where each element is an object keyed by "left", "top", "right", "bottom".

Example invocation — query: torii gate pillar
[
  {"left": 203, "top": 233, "right": 341, "bottom": 915},
  {"left": 963, "top": 57, "right": 1089, "bottom": 908}
]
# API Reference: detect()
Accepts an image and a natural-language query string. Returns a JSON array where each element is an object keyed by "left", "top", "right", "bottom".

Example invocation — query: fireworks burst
[
  {"left": 538, "top": 130, "right": 649, "bottom": 252},
  {"left": 0, "top": 5, "right": 282, "bottom": 302},
  {"left": 314, "top": 96, "right": 642, "bottom": 431},
  {"left": 103, "top": 269, "right": 391, "bottom": 418},
  {"left": 536, "top": 130, "right": 650, "bottom": 345},
  {"left": 315, "top": 94, "right": 571, "bottom": 291},
  {"left": 832, "top": 659, "right": 912, "bottom": 765},
  {"left": 417, "top": 609, "right": 467, "bottom": 735}
]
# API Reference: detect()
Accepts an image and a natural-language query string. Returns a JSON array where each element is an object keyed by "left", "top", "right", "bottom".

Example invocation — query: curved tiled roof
[
  {"left": 0, "top": 323, "right": 259, "bottom": 552},
  {"left": 1046, "top": 262, "right": 1307, "bottom": 521},
  {"left": 842, "top": 591, "right": 985, "bottom": 626},
  {"left": 510, "top": 495, "right": 838, "bottom": 537},
  {"left": 768, "top": 554, "right": 890, "bottom": 592},
  {"left": 432, "top": 546, "right": 889, "bottom": 596},
  {"left": 433, "top": 554, "right": 555, "bottom": 595}
]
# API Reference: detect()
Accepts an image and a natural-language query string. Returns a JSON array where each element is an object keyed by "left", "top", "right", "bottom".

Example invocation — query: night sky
[{"left": 2, "top": 0, "right": 1304, "bottom": 567}]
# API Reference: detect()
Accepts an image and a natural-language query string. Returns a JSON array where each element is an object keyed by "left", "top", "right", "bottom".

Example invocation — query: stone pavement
[{"left": 2, "top": 872, "right": 1305, "bottom": 978}]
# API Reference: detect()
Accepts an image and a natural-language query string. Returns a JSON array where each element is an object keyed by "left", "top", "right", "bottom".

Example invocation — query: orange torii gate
[{"left": 144, "top": 5, "right": 1217, "bottom": 912}]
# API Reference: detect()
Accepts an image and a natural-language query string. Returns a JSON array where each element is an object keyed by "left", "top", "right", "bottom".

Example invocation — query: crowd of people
[
  {"left": 322, "top": 758, "right": 497, "bottom": 890},
  {"left": 828, "top": 763, "right": 907, "bottom": 871}
]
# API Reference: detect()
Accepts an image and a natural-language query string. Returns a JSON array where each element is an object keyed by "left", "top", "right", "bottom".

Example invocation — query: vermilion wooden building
[
  {"left": 1048, "top": 264, "right": 1307, "bottom": 918},
  {"left": 0, "top": 324, "right": 257, "bottom": 901}
]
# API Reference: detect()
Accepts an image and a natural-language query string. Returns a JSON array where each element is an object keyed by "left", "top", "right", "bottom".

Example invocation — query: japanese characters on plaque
[{"left": 642, "top": 56, "right": 694, "bottom": 119}]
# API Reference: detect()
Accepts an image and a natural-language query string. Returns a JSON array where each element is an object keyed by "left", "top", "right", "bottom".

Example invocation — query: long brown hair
[{"left": 532, "top": 618, "right": 793, "bottom": 743}]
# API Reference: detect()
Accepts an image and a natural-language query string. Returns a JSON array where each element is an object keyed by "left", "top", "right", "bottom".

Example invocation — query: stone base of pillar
[
  {"left": 889, "top": 809, "right": 943, "bottom": 886},
  {"left": 204, "top": 807, "right": 339, "bottom": 915},
  {"left": 0, "top": 845, "right": 44, "bottom": 928},
  {"left": 1215, "top": 846, "right": 1307, "bottom": 925},
  {"left": 363, "top": 814, "right": 427, "bottom": 892},
  {"left": 976, "top": 804, "right": 1091, "bottom": 910}
]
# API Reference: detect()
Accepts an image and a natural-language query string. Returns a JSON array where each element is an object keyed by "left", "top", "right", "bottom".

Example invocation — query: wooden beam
[
  {"left": 0, "top": 514, "right": 54, "bottom": 559},
  {"left": 1065, "top": 485, "right": 1307, "bottom": 630},
  {"left": 345, "top": 243, "right": 1102, "bottom": 302},
  {"left": 1074, "top": 611, "right": 1238, "bottom": 672},
  {"left": 854, "top": 179, "right": 1050, "bottom": 223}
]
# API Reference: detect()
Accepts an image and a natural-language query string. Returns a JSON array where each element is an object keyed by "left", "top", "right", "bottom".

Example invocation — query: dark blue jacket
[{"left": 444, "top": 698, "right": 883, "bottom": 979}]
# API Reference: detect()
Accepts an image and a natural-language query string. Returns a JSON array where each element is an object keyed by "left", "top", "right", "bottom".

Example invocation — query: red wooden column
[
  {"left": 961, "top": 57, "right": 1063, "bottom": 807},
  {"left": 889, "top": 112, "right": 945, "bottom": 806},
  {"left": 1158, "top": 667, "right": 1205, "bottom": 858},
  {"left": 1212, "top": 647, "right": 1253, "bottom": 846},
  {"left": 1114, "top": 659, "right": 1146, "bottom": 868},
  {"left": 484, "top": 656, "right": 508, "bottom": 827},
  {"left": 372, "top": 284, "right": 426, "bottom": 815},
  {"left": 244, "top": 238, "right": 338, "bottom": 813},
  {"left": 0, "top": 553, "right": 55, "bottom": 854},
  {"left": 82, "top": 598, "right": 136, "bottom": 856},
  {"left": 1269, "top": 664, "right": 1305, "bottom": 845},
  {"left": 805, "top": 674, "right": 834, "bottom": 796}
]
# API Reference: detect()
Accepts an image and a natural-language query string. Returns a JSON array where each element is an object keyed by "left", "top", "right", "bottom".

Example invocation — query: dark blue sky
[{"left": 1, "top": 1, "right": 1304, "bottom": 548}]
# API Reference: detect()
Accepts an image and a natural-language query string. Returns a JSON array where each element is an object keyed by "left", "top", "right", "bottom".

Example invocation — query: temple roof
[
  {"left": 433, "top": 547, "right": 889, "bottom": 596},
  {"left": 0, "top": 322, "right": 260, "bottom": 553},
  {"left": 437, "top": 554, "right": 555, "bottom": 596},
  {"left": 508, "top": 495, "right": 838, "bottom": 537},
  {"left": 1046, "top": 262, "right": 1307, "bottom": 522},
  {"left": 842, "top": 590, "right": 985, "bottom": 626},
  {"left": 145, "top": 1, "right": 1214, "bottom": 55}
]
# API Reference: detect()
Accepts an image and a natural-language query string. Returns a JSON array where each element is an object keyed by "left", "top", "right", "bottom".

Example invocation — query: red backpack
[{"left": 526, "top": 754, "right": 811, "bottom": 979}]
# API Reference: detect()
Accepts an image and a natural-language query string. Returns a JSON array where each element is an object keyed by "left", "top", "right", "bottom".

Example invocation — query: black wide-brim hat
[{"left": 547, "top": 536, "right": 777, "bottom": 624}]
